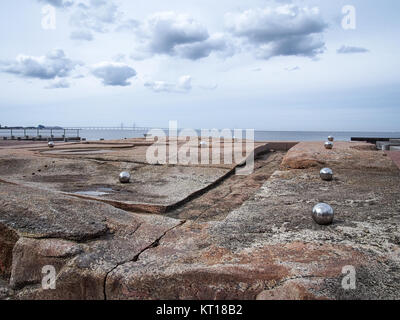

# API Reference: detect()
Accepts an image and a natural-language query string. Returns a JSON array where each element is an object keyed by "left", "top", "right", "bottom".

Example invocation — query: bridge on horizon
[{"left": 64, "top": 126, "right": 164, "bottom": 131}]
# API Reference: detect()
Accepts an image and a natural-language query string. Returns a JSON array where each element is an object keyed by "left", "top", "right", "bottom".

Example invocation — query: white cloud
[
  {"left": 144, "top": 80, "right": 174, "bottom": 92},
  {"left": 178, "top": 75, "right": 192, "bottom": 91},
  {"left": 1, "top": 49, "right": 79, "bottom": 80},
  {"left": 225, "top": 5, "right": 327, "bottom": 59},
  {"left": 337, "top": 46, "right": 369, "bottom": 54},
  {"left": 37, "top": 0, "right": 74, "bottom": 8},
  {"left": 132, "top": 12, "right": 233, "bottom": 60},
  {"left": 91, "top": 62, "right": 137, "bottom": 86},
  {"left": 70, "top": 30, "right": 94, "bottom": 41},
  {"left": 175, "top": 33, "right": 236, "bottom": 60},
  {"left": 143, "top": 12, "right": 208, "bottom": 54},
  {"left": 144, "top": 75, "right": 192, "bottom": 93},
  {"left": 112, "top": 54, "right": 127, "bottom": 62},
  {"left": 45, "top": 78, "right": 70, "bottom": 89},
  {"left": 70, "top": 0, "right": 120, "bottom": 33},
  {"left": 116, "top": 19, "right": 140, "bottom": 33}
]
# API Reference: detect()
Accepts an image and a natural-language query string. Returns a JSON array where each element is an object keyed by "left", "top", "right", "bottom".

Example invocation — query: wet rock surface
[{"left": 0, "top": 140, "right": 400, "bottom": 299}]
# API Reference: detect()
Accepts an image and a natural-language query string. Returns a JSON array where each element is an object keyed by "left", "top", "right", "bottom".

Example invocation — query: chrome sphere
[
  {"left": 324, "top": 141, "right": 333, "bottom": 150},
  {"left": 320, "top": 168, "right": 333, "bottom": 181},
  {"left": 199, "top": 141, "right": 208, "bottom": 148},
  {"left": 312, "top": 203, "right": 334, "bottom": 225},
  {"left": 48, "top": 141, "right": 55, "bottom": 148},
  {"left": 119, "top": 171, "right": 131, "bottom": 183},
  {"left": 328, "top": 136, "right": 334, "bottom": 142}
]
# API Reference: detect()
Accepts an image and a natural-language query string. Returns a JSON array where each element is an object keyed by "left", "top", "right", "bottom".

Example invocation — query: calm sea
[{"left": 79, "top": 129, "right": 400, "bottom": 142}]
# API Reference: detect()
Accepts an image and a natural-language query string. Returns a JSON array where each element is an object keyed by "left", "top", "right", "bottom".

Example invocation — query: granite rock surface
[{"left": 0, "top": 140, "right": 399, "bottom": 299}]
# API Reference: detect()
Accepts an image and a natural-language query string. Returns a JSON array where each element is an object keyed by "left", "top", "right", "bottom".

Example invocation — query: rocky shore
[{"left": 0, "top": 139, "right": 399, "bottom": 300}]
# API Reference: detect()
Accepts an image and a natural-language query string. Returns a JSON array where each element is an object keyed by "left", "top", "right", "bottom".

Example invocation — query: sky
[{"left": 0, "top": 0, "right": 399, "bottom": 131}]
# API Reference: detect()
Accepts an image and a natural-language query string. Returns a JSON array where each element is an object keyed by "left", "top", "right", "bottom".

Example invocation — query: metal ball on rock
[
  {"left": 48, "top": 141, "right": 55, "bottom": 148},
  {"left": 119, "top": 171, "right": 131, "bottom": 183},
  {"left": 324, "top": 141, "right": 333, "bottom": 150},
  {"left": 312, "top": 203, "right": 334, "bottom": 225},
  {"left": 320, "top": 168, "right": 333, "bottom": 181}
]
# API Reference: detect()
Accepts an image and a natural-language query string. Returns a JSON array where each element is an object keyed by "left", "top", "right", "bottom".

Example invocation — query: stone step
[{"left": 376, "top": 141, "right": 400, "bottom": 150}]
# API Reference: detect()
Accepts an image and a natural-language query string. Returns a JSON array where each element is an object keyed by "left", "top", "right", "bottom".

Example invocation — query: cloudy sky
[{"left": 0, "top": 0, "right": 399, "bottom": 131}]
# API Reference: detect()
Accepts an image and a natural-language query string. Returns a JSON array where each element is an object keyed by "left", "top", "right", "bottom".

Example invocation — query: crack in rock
[{"left": 102, "top": 220, "right": 186, "bottom": 300}]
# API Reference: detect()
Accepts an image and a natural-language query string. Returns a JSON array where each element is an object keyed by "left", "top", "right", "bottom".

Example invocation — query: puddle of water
[{"left": 74, "top": 188, "right": 114, "bottom": 197}]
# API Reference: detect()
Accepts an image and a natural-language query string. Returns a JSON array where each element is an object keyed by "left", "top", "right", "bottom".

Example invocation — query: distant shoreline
[{"left": 1, "top": 128, "right": 400, "bottom": 142}]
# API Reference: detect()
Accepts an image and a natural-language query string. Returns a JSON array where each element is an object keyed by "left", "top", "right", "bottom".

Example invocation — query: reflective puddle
[{"left": 73, "top": 188, "right": 114, "bottom": 197}]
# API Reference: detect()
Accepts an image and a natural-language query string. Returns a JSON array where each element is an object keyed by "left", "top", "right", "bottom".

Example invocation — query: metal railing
[{"left": 0, "top": 128, "right": 80, "bottom": 140}]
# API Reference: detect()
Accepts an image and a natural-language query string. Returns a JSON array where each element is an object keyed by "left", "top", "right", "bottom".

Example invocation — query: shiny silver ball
[
  {"left": 199, "top": 141, "right": 208, "bottom": 148},
  {"left": 328, "top": 136, "right": 334, "bottom": 142},
  {"left": 324, "top": 141, "right": 333, "bottom": 150},
  {"left": 119, "top": 171, "right": 131, "bottom": 183},
  {"left": 48, "top": 141, "right": 55, "bottom": 148},
  {"left": 312, "top": 203, "right": 334, "bottom": 225},
  {"left": 320, "top": 168, "right": 333, "bottom": 181}
]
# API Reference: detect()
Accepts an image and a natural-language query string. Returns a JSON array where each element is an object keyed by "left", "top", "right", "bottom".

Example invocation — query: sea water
[{"left": 79, "top": 129, "right": 400, "bottom": 142}]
